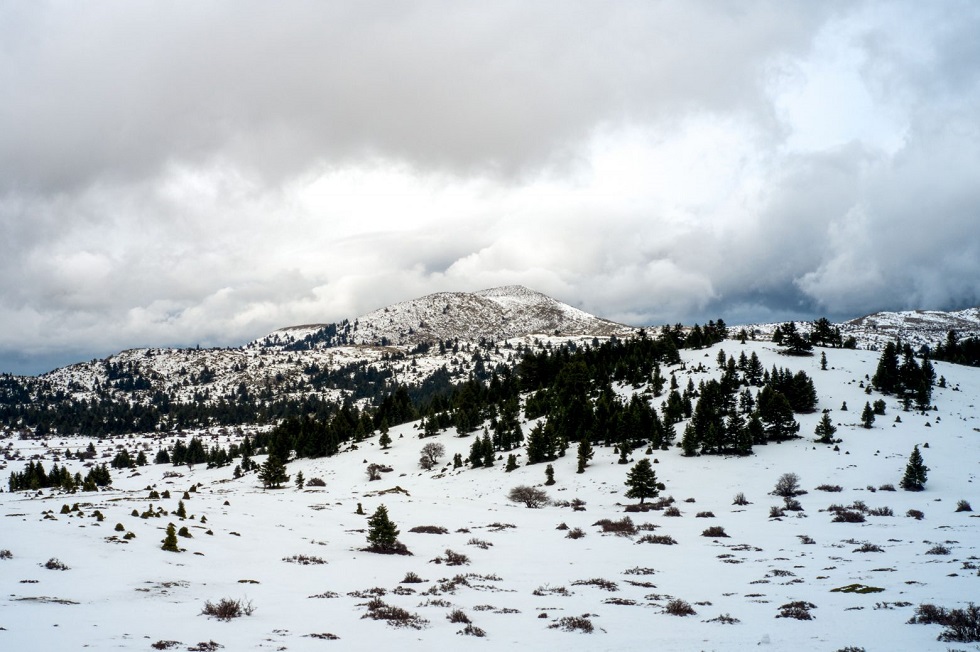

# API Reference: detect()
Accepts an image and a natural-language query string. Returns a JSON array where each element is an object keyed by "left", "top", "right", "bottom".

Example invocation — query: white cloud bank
[{"left": 1, "top": 1, "right": 979, "bottom": 373}]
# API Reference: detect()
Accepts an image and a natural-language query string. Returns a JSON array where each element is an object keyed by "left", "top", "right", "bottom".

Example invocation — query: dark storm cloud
[{"left": 1, "top": 1, "right": 979, "bottom": 374}]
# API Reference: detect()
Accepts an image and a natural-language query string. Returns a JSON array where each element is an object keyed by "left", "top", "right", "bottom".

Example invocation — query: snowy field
[{"left": 1, "top": 341, "right": 978, "bottom": 651}]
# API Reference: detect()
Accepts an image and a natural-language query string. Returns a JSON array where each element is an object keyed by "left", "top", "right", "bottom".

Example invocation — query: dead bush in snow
[
  {"left": 508, "top": 485, "right": 549, "bottom": 508},
  {"left": 776, "top": 601, "right": 816, "bottom": 620},
  {"left": 200, "top": 597, "right": 255, "bottom": 621},
  {"left": 419, "top": 443, "right": 445, "bottom": 470},
  {"left": 361, "top": 597, "right": 429, "bottom": 629},
  {"left": 593, "top": 516, "right": 637, "bottom": 536},
  {"left": 664, "top": 599, "right": 696, "bottom": 616},
  {"left": 549, "top": 615, "right": 594, "bottom": 633},
  {"left": 409, "top": 525, "right": 449, "bottom": 534},
  {"left": 773, "top": 473, "right": 806, "bottom": 498}
]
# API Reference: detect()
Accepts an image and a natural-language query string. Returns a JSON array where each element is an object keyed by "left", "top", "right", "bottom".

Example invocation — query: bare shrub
[
  {"left": 401, "top": 572, "right": 424, "bottom": 584},
  {"left": 459, "top": 623, "right": 487, "bottom": 637},
  {"left": 533, "top": 585, "right": 572, "bottom": 596},
  {"left": 815, "top": 484, "right": 843, "bottom": 492},
  {"left": 447, "top": 608, "right": 471, "bottom": 624},
  {"left": 593, "top": 516, "right": 637, "bottom": 536},
  {"left": 773, "top": 473, "right": 805, "bottom": 498},
  {"left": 571, "top": 578, "right": 618, "bottom": 591},
  {"left": 956, "top": 500, "right": 973, "bottom": 513},
  {"left": 42, "top": 558, "right": 69, "bottom": 571},
  {"left": 549, "top": 615, "right": 594, "bottom": 633},
  {"left": 200, "top": 597, "right": 255, "bottom": 621},
  {"left": 467, "top": 537, "right": 492, "bottom": 549},
  {"left": 409, "top": 525, "right": 449, "bottom": 534},
  {"left": 637, "top": 534, "right": 677, "bottom": 545},
  {"left": 696, "top": 511, "right": 715, "bottom": 518},
  {"left": 732, "top": 492, "right": 750, "bottom": 506},
  {"left": 769, "top": 506, "right": 785, "bottom": 518},
  {"left": 440, "top": 549, "right": 470, "bottom": 566},
  {"left": 361, "top": 597, "right": 429, "bottom": 629},
  {"left": 367, "top": 464, "right": 383, "bottom": 481},
  {"left": 705, "top": 613, "right": 740, "bottom": 624},
  {"left": 283, "top": 554, "right": 327, "bottom": 565},
  {"left": 798, "top": 534, "right": 816, "bottom": 544},
  {"left": 783, "top": 498, "right": 804, "bottom": 512},
  {"left": 908, "top": 602, "right": 980, "bottom": 642},
  {"left": 777, "top": 601, "right": 816, "bottom": 620},
  {"left": 306, "top": 477, "right": 326, "bottom": 487},
  {"left": 566, "top": 528, "right": 585, "bottom": 539},
  {"left": 508, "top": 485, "right": 549, "bottom": 508},
  {"left": 926, "top": 544, "right": 951, "bottom": 555},
  {"left": 906, "top": 508, "right": 925, "bottom": 520},
  {"left": 853, "top": 543, "right": 884, "bottom": 553},
  {"left": 832, "top": 510, "right": 866, "bottom": 523},
  {"left": 878, "top": 484, "right": 896, "bottom": 492},
  {"left": 419, "top": 443, "right": 445, "bottom": 471},
  {"left": 664, "top": 598, "right": 696, "bottom": 616},
  {"left": 0, "top": 549, "right": 12, "bottom": 560},
  {"left": 150, "top": 642, "right": 181, "bottom": 650},
  {"left": 663, "top": 506, "right": 682, "bottom": 517},
  {"left": 623, "top": 566, "right": 657, "bottom": 576},
  {"left": 701, "top": 526, "right": 729, "bottom": 538}
]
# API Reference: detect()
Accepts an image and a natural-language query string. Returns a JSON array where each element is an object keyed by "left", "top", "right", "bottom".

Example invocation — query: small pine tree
[
  {"left": 175, "top": 500, "right": 187, "bottom": 519},
  {"left": 814, "top": 413, "right": 837, "bottom": 444},
  {"left": 259, "top": 455, "right": 289, "bottom": 489},
  {"left": 576, "top": 438, "right": 593, "bottom": 474},
  {"left": 899, "top": 445, "right": 928, "bottom": 491},
  {"left": 366, "top": 504, "right": 400, "bottom": 551},
  {"left": 378, "top": 430, "right": 392, "bottom": 450},
  {"left": 861, "top": 402, "right": 875, "bottom": 428},
  {"left": 820, "top": 351, "right": 827, "bottom": 371},
  {"left": 544, "top": 464, "right": 556, "bottom": 486},
  {"left": 624, "top": 458, "right": 661, "bottom": 505},
  {"left": 453, "top": 453, "right": 463, "bottom": 469},
  {"left": 295, "top": 470, "right": 305, "bottom": 490},
  {"left": 505, "top": 454, "right": 518, "bottom": 472},
  {"left": 161, "top": 522, "right": 179, "bottom": 552}
]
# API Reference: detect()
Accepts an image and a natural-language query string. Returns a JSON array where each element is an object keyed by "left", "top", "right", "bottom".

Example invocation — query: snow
[{"left": 2, "top": 340, "right": 978, "bottom": 650}]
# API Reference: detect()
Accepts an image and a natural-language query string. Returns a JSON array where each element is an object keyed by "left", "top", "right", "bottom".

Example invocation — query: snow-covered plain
[{"left": 2, "top": 340, "right": 978, "bottom": 651}]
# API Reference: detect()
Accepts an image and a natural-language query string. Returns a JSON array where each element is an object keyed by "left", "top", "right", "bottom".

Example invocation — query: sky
[{"left": 2, "top": 1, "right": 980, "bottom": 375}]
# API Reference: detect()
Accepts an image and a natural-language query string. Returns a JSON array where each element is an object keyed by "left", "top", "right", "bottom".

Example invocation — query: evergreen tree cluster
[
  {"left": 932, "top": 331, "right": 980, "bottom": 367},
  {"left": 872, "top": 341, "right": 935, "bottom": 410},
  {"left": 678, "top": 360, "right": 816, "bottom": 456},
  {"left": 8, "top": 461, "right": 111, "bottom": 492}
]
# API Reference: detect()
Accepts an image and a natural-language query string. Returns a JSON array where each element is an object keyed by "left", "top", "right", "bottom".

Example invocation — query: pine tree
[
  {"left": 861, "top": 402, "right": 875, "bottom": 429},
  {"left": 175, "top": 500, "right": 187, "bottom": 519},
  {"left": 366, "top": 504, "right": 401, "bottom": 551},
  {"left": 900, "top": 445, "right": 928, "bottom": 491},
  {"left": 624, "top": 458, "right": 661, "bottom": 505},
  {"left": 505, "top": 454, "right": 518, "bottom": 472},
  {"left": 544, "top": 463, "right": 555, "bottom": 486},
  {"left": 161, "top": 522, "right": 179, "bottom": 552},
  {"left": 814, "top": 412, "right": 837, "bottom": 444},
  {"left": 295, "top": 470, "right": 305, "bottom": 489},
  {"left": 576, "top": 438, "right": 593, "bottom": 473},
  {"left": 378, "top": 430, "right": 392, "bottom": 450},
  {"left": 259, "top": 454, "right": 289, "bottom": 488}
]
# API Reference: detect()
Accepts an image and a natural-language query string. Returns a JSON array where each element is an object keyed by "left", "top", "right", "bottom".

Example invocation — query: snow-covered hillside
[
  {"left": 257, "top": 285, "right": 634, "bottom": 349},
  {"left": 2, "top": 341, "right": 978, "bottom": 651}
]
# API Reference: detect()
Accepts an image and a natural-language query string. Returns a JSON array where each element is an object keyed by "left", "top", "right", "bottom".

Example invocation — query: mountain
[
  {"left": 0, "top": 286, "right": 636, "bottom": 436},
  {"left": 254, "top": 285, "right": 634, "bottom": 350}
]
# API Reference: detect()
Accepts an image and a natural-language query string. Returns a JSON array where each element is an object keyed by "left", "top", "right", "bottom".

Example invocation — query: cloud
[{"left": 1, "top": 1, "right": 979, "bottom": 374}]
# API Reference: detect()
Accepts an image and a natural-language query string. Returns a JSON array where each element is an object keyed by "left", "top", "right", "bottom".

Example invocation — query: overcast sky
[{"left": 2, "top": 1, "right": 979, "bottom": 375}]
